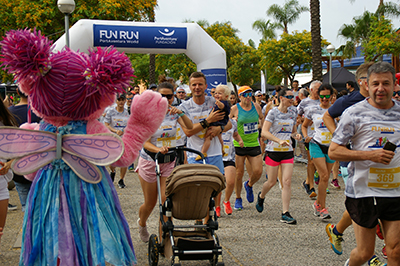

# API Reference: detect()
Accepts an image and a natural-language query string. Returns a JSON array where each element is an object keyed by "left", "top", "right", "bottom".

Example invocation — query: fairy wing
[
  {"left": 11, "top": 150, "right": 56, "bottom": 175},
  {"left": 62, "top": 153, "right": 102, "bottom": 184},
  {"left": 62, "top": 133, "right": 124, "bottom": 165},
  {"left": 0, "top": 127, "right": 56, "bottom": 159}
]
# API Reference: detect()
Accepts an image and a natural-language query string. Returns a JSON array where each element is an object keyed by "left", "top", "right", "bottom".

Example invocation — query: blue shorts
[
  {"left": 188, "top": 155, "right": 225, "bottom": 174},
  {"left": 309, "top": 142, "right": 335, "bottom": 164}
]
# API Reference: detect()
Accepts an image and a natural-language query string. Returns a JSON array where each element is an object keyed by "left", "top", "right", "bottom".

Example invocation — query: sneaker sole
[
  {"left": 309, "top": 191, "right": 317, "bottom": 198},
  {"left": 330, "top": 183, "right": 341, "bottom": 189},
  {"left": 233, "top": 207, "right": 243, "bottom": 210},
  {"left": 280, "top": 219, "right": 297, "bottom": 225}
]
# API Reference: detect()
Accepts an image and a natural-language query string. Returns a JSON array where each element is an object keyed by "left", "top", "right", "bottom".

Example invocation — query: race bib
[
  {"left": 223, "top": 144, "right": 229, "bottom": 157},
  {"left": 321, "top": 132, "right": 332, "bottom": 144},
  {"left": 244, "top": 122, "right": 258, "bottom": 135},
  {"left": 156, "top": 136, "right": 176, "bottom": 148},
  {"left": 368, "top": 167, "right": 400, "bottom": 189},
  {"left": 272, "top": 139, "right": 290, "bottom": 151}
]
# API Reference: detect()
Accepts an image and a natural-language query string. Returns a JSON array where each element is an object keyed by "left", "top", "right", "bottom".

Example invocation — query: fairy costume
[{"left": 0, "top": 29, "right": 168, "bottom": 265}]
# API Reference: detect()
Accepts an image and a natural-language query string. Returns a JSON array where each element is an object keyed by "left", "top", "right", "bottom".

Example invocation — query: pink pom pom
[
  {"left": 84, "top": 47, "right": 134, "bottom": 96},
  {"left": 0, "top": 29, "right": 53, "bottom": 81}
]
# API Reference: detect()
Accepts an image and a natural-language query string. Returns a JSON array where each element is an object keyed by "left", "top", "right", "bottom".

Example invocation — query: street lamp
[
  {"left": 326, "top": 44, "right": 335, "bottom": 85},
  {"left": 57, "top": 0, "right": 75, "bottom": 48}
]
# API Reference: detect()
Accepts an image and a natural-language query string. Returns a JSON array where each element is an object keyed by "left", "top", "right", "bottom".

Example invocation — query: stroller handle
[{"left": 155, "top": 146, "right": 205, "bottom": 163}]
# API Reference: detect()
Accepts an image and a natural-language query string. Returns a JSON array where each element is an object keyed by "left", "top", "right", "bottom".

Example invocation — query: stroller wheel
[{"left": 148, "top": 234, "right": 159, "bottom": 266}]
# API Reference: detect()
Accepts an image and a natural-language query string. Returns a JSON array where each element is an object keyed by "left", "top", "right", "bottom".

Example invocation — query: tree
[
  {"left": 310, "top": 0, "right": 323, "bottom": 81},
  {"left": 252, "top": 19, "right": 279, "bottom": 42},
  {"left": 155, "top": 54, "right": 196, "bottom": 84},
  {"left": 266, "top": 0, "right": 308, "bottom": 34},
  {"left": 0, "top": 0, "right": 157, "bottom": 83},
  {"left": 363, "top": 16, "right": 400, "bottom": 61},
  {"left": 258, "top": 30, "right": 328, "bottom": 85}
]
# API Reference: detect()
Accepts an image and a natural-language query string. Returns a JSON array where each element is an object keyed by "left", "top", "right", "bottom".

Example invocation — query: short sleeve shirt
[
  {"left": 297, "top": 97, "right": 319, "bottom": 137},
  {"left": 104, "top": 108, "right": 130, "bottom": 130},
  {"left": 265, "top": 107, "right": 297, "bottom": 152},
  {"left": 305, "top": 105, "right": 333, "bottom": 146},
  {"left": 222, "top": 119, "right": 238, "bottom": 162},
  {"left": 179, "top": 96, "right": 222, "bottom": 159},
  {"left": 332, "top": 99, "right": 400, "bottom": 198}
]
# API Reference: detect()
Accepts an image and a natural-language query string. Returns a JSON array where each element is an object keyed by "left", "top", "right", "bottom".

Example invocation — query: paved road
[{"left": 0, "top": 162, "right": 386, "bottom": 265}]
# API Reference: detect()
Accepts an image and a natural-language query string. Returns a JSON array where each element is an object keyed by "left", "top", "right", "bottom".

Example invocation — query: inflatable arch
[{"left": 54, "top": 19, "right": 227, "bottom": 91}]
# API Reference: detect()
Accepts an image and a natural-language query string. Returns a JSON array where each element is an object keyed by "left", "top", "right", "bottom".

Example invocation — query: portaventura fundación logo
[{"left": 154, "top": 28, "right": 178, "bottom": 44}]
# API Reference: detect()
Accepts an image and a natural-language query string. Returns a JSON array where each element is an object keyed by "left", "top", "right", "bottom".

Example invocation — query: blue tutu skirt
[{"left": 19, "top": 121, "right": 136, "bottom": 266}]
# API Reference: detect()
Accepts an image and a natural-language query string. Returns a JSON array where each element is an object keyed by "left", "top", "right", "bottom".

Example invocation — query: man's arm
[
  {"left": 323, "top": 110, "right": 337, "bottom": 134},
  {"left": 329, "top": 142, "right": 395, "bottom": 165},
  {"left": 182, "top": 108, "right": 224, "bottom": 137}
]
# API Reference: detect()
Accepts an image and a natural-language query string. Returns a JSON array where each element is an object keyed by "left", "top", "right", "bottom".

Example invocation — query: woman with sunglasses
[
  {"left": 230, "top": 86, "right": 264, "bottom": 210},
  {"left": 136, "top": 82, "right": 193, "bottom": 242},
  {"left": 256, "top": 88, "right": 301, "bottom": 224},
  {"left": 302, "top": 84, "right": 335, "bottom": 220}
]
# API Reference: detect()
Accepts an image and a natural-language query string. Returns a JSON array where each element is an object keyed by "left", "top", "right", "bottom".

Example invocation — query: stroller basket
[{"left": 166, "top": 164, "right": 226, "bottom": 220}]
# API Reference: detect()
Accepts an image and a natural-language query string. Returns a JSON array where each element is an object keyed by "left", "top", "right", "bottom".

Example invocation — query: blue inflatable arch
[{"left": 54, "top": 19, "right": 227, "bottom": 90}]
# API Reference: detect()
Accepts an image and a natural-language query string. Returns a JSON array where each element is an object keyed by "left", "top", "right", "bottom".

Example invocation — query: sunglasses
[
  {"left": 177, "top": 91, "right": 185, "bottom": 94},
  {"left": 257, "top": 95, "right": 263, "bottom": 97},
  {"left": 161, "top": 94, "right": 174, "bottom": 99},
  {"left": 126, "top": 98, "right": 133, "bottom": 101},
  {"left": 393, "top": 91, "right": 400, "bottom": 97},
  {"left": 241, "top": 92, "right": 253, "bottom": 97},
  {"left": 283, "top": 95, "right": 294, "bottom": 99},
  {"left": 319, "top": 95, "right": 331, "bottom": 99}
]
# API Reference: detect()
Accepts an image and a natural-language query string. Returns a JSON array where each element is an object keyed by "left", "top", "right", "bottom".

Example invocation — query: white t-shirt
[
  {"left": 332, "top": 99, "right": 400, "bottom": 198},
  {"left": 305, "top": 105, "right": 333, "bottom": 146},
  {"left": 222, "top": 119, "right": 238, "bottom": 162},
  {"left": 104, "top": 107, "right": 130, "bottom": 130},
  {"left": 179, "top": 96, "right": 222, "bottom": 159},
  {"left": 140, "top": 112, "right": 179, "bottom": 161},
  {"left": 298, "top": 97, "right": 319, "bottom": 137},
  {"left": 265, "top": 107, "right": 297, "bottom": 152}
]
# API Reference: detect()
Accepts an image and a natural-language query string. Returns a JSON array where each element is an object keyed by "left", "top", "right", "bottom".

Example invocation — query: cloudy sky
[{"left": 155, "top": 0, "right": 400, "bottom": 49}]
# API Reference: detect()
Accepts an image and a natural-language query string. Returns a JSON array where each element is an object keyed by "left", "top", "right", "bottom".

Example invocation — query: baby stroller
[{"left": 148, "top": 147, "right": 226, "bottom": 266}]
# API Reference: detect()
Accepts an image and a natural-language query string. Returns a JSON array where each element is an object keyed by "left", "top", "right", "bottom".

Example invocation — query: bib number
[
  {"left": 156, "top": 136, "right": 176, "bottom": 148},
  {"left": 243, "top": 122, "right": 258, "bottom": 135},
  {"left": 272, "top": 140, "right": 290, "bottom": 151},
  {"left": 321, "top": 132, "right": 332, "bottom": 144},
  {"left": 368, "top": 167, "right": 400, "bottom": 189}
]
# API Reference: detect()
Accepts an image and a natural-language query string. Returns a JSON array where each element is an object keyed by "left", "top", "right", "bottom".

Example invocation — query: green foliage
[
  {"left": 266, "top": 0, "right": 308, "bottom": 33},
  {"left": 258, "top": 30, "right": 328, "bottom": 85},
  {"left": 0, "top": 0, "right": 157, "bottom": 83},
  {"left": 229, "top": 45, "right": 261, "bottom": 86},
  {"left": 155, "top": 54, "right": 196, "bottom": 84},
  {"left": 362, "top": 16, "right": 400, "bottom": 61}
]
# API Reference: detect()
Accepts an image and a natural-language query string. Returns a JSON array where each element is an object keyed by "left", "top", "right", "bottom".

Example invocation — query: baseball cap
[
  {"left": 116, "top": 93, "right": 126, "bottom": 100},
  {"left": 176, "top": 87, "right": 185, "bottom": 92},
  {"left": 238, "top": 86, "right": 252, "bottom": 96},
  {"left": 148, "top": 83, "right": 157, "bottom": 90},
  {"left": 255, "top": 91, "right": 263, "bottom": 96}
]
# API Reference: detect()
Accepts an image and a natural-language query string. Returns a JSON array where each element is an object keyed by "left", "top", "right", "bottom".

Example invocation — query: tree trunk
[{"left": 310, "top": 0, "right": 323, "bottom": 81}]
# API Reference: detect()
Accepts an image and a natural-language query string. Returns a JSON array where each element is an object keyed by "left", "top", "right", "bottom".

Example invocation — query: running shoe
[
  {"left": 137, "top": 218, "right": 149, "bottom": 243},
  {"left": 128, "top": 163, "right": 134, "bottom": 171},
  {"left": 313, "top": 201, "right": 322, "bottom": 217},
  {"left": 8, "top": 203, "right": 17, "bottom": 211},
  {"left": 368, "top": 255, "right": 387, "bottom": 266},
  {"left": 302, "top": 180, "right": 310, "bottom": 195},
  {"left": 281, "top": 212, "right": 297, "bottom": 224},
  {"left": 331, "top": 179, "right": 341, "bottom": 189},
  {"left": 243, "top": 180, "right": 254, "bottom": 203},
  {"left": 234, "top": 198, "right": 243, "bottom": 210},
  {"left": 255, "top": 192, "right": 264, "bottom": 213},
  {"left": 326, "top": 223, "right": 343, "bottom": 255},
  {"left": 382, "top": 245, "right": 387, "bottom": 259},
  {"left": 118, "top": 179, "right": 126, "bottom": 188},
  {"left": 320, "top": 208, "right": 331, "bottom": 219},
  {"left": 110, "top": 171, "right": 116, "bottom": 182},
  {"left": 215, "top": 206, "right": 221, "bottom": 218},
  {"left": 344, "top": 259, "right": 350, "bottom": 266},
  {"left": 314, "top": 171, "right": 320, "bottom": 185},
  {"left": 309, "top": 188, "right": 317, "bottom": 198},
  {"left": 223, "top": 201, "right": 232, "bottom": 215},
  {"left": 326, "top": 188, "right": 330, "bottom": 194}
]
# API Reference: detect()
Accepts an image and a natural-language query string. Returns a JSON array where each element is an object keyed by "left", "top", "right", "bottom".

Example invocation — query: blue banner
[
  {"left": 93, "top": 25, "right": 187, "bottom": 49},
  {"left": 202, "top": 69, "right": 227, "bottom": 95}
]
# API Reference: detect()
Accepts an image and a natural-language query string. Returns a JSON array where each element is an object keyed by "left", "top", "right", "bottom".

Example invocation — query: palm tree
[
  {"left": 252, "top": 19, "right": 280, "bottom": 42},
  {"left": 267, "top": 0, "right": 309, "bottom": 34},
  {"left": 310, "top": 0, "right": 322, "bottom": 81}
]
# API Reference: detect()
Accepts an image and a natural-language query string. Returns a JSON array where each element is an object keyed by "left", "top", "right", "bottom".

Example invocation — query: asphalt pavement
[{"left": 0, "top": 161, "right": 386, "bottom": 266}]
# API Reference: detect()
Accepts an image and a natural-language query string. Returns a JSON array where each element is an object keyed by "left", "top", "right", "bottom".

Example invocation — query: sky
[{"left": 155, "top": 0, "right": 400, "bottom": 49}]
